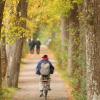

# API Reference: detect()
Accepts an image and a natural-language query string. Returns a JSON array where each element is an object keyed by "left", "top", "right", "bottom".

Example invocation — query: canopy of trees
[{"left": 0, "top": 0, "right": 100, "bottom": 100}]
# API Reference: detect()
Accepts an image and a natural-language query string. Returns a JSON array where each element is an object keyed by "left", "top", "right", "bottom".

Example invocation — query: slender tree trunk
[
  {"left": 60, "top": 16, "right": 69, "bottom": 67},
  {"left": 85, "top": 0, "right": 100, "bottom": 99},
  {"left": 67, "top": 3, "right": 80, "bottom": 76},
  {"left": 61, "top": 16, "right": 69, "bottom": 50},
  {"left": 0, "top": 0, "right": 6, "bottom": 88},
  {"left": 7, "top": 0, "right": 28, "bottom": 87},
  {"left": 1, "top": 36, "right": 8, "bottom": 87}
]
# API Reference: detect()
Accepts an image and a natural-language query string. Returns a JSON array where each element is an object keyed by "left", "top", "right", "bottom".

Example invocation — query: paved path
[{"left": 13, "top": 46, "right": 71, "bottom": 100}]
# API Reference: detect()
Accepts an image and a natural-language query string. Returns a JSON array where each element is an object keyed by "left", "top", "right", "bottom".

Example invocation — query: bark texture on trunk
[
  {"left": 7, "top": 39, "right": 24, "bottom": 87},
  {"left": 7, "top": 0, "right": 28, "bottom": 87},
  {"left": 61, "top": 16, "right": 69, "bottom": 49},
  {"left": 1, "top": 36, "right": 7, "bottom": 86},
  {"left": 86, "top": 0, "right": 100, "bottom": 100},
  {"left": 0, "top": 0, "right": 6, "bottom": 88},
  {"left": 60, "top": 16, "right": 69, "bottom": 67},
  {"left": 67, "top": 3, "right": 80, "bottom": 76}
]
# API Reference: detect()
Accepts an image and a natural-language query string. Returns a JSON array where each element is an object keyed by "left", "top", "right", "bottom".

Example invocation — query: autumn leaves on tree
[{"left": 0, "top": 0, "right": 100, "bottom": 100}]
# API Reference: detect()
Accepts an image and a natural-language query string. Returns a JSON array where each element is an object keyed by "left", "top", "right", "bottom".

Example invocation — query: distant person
[
  {"left": 29, "top": 39, "right": 36, "bottom": 54},
  {"left": 36, "top": 38, "right": 41, "bottom": 54},
  {"left": 36, "top": 55, "right": 54, "bottom": 97}
]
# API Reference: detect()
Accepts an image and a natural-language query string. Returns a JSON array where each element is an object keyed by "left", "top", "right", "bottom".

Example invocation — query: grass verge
[
  {"left": 56, "top": 66, "right": 86, "bottom": 100},
  {"left": 0, "top": 88, "right": 17, "bottom": 100},
  {"left": 56, "top": 66, "right": 74, "bottom": 100}
]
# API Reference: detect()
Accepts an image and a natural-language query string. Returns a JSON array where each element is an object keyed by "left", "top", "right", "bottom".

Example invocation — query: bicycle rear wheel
[{"left": 44, "top": 90, "right": 48, "bottom": 100}]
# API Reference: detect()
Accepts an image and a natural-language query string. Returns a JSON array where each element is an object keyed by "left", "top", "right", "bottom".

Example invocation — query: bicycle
[
  {"left": 40, "top": 76, "right": 50, "bottom": 100},
  {"left": 42, "top": 79, "right": 49, "bottom": 100}
]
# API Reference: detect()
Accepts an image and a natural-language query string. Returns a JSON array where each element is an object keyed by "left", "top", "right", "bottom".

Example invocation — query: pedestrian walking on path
[{"left": 28, "top": 38, "right": 41, "bottom": 54}]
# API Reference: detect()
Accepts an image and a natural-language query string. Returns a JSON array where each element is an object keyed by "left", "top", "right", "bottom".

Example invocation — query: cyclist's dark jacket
[{"left": 36, "top": 59, "right": 54, "bottom": 75}]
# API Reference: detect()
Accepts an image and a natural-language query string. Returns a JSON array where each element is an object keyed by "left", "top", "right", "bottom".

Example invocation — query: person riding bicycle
[{"left": 36, "top": 55, "right": 54, "bottom": 97}]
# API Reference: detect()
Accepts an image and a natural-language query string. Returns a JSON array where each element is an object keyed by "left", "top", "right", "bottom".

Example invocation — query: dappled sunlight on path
[{"left": 13, "top": 45, "right": 71, "bottom": 100}]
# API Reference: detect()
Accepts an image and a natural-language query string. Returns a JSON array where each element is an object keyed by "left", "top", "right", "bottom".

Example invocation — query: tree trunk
[
  {"left": 86, "top": 0, "right": 100, "bottom": 100},
  {"left": 7, "top": 39, "right": 24, "bottom": 87},
  {"left": 60, "top": 16, "right": 69, "bottom": 67},
  {"left": 0, "top": 0, "right": 6, "bottom": 88},
  {"left": 1, "top": 36, "right": 8, "bottom": 87},
  {"left": 7, "top": 0, "right": 28, "bottom": 87},
  {"left": 61, "top": 16, "right": 69, "bottom": 50},
  {"left": 67, "top": 3, "right": 80, "bottom": 76}
]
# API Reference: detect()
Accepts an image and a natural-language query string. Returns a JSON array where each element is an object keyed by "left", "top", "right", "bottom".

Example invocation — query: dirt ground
[{"left": 13, "top": 46, "right": 72, "bottom": 100}]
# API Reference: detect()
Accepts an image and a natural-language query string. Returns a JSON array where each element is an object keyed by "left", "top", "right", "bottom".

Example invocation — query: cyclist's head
[{"left": 42, "top": 55, "right": 48, "bottom": 60}]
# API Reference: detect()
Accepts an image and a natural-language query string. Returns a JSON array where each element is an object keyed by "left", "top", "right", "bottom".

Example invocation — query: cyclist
[{"left": 36, "top": 55, "right": 54, "bottom": 97}]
